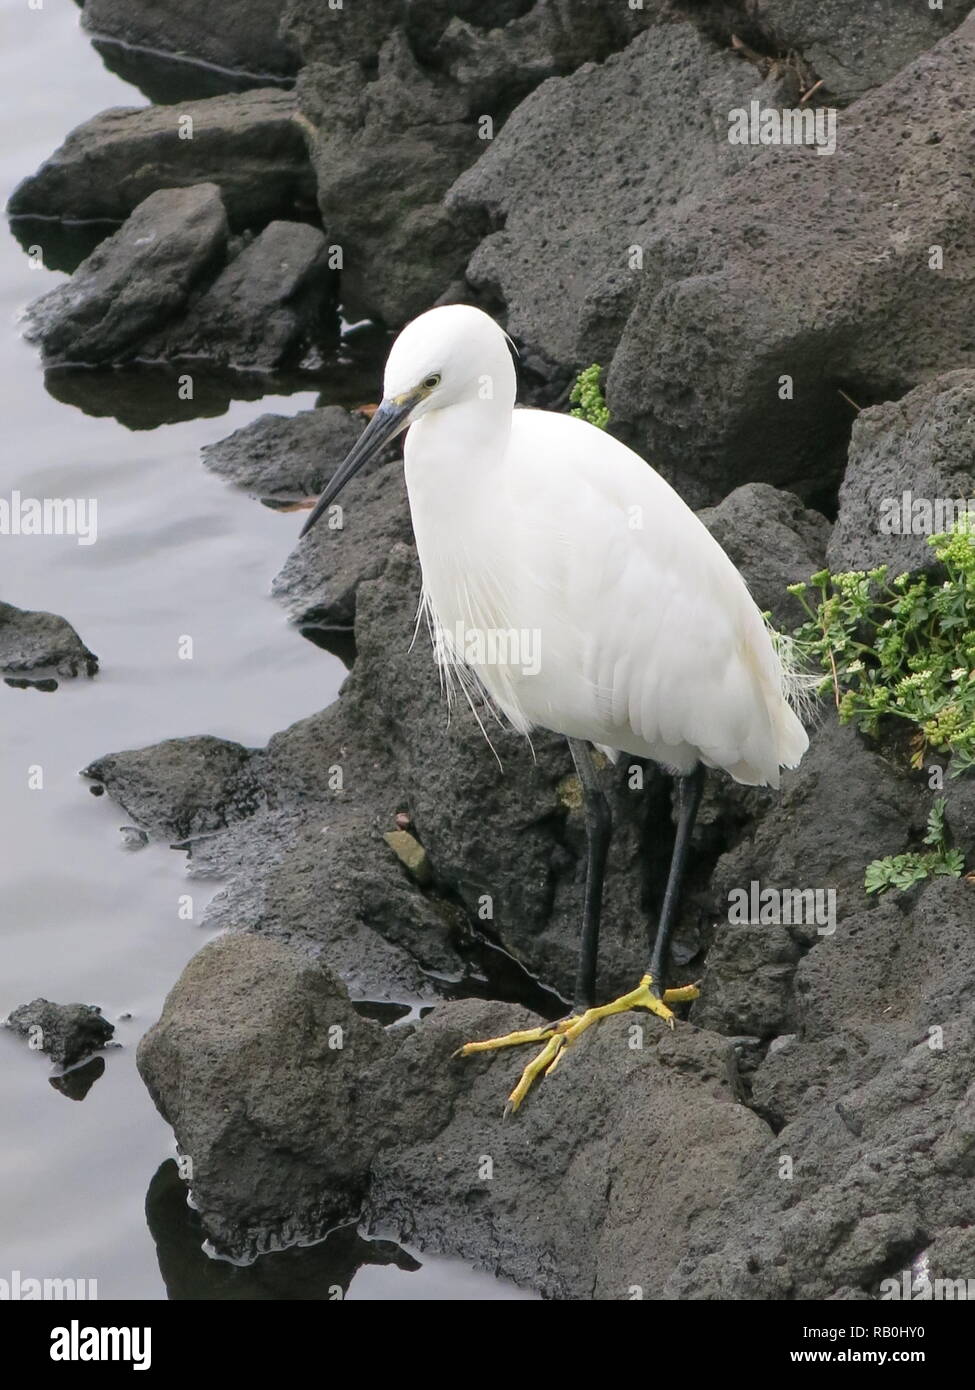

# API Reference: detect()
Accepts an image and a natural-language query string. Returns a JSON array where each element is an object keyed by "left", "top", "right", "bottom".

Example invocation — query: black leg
[
  {"left": 648, "top": 764, "right": 705, "bottom": 995},
  {"left": 567, "top": 738, "right": 611, "bottom": 1011}
]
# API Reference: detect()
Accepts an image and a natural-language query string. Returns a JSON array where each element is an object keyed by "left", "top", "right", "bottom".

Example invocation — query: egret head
[{"left": 301, "top": 305, "right": 515, "bottom": 537}]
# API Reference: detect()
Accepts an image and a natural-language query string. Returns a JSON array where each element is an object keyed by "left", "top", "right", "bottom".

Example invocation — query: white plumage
[{"left": 389, "top": 304, "right": 808, "bottom": 787}]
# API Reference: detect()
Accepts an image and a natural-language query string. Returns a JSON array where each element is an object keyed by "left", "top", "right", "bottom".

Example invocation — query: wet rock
[
  {"left": 138, "top": 933, "right": 391, "bottom": 1260},
  {"left": 140, "top": 940, "right": 767, "bottom": 1291},
  {"left": 83, "top": 0, "right": 299, "bottom": 103},
  {"left": 608, "top": 15, "right": 975, "bottom": 506},
  {"left": 828, "top": 371, "right": 975, "bottom": 577},
  {"left": 150, "top": 221, "right": 334, "bottom": 369},
  {"left": 271, "top": 459, "right": 412, "bottom": 630},
  {"left": 0, "top": 601, "right": 98, "bottom": 681},
  {"left": 24, "top": 185, "right": 228, "bottom": 366},
  {"left": 196, "top": 813, "right": 465, "bottom": 1004},
  {"left": 201, "top": 405, "right": 364, "bottom": 500},
  {"left": 5, "top": 1000, "right": 114, "bottom": 1068},
  {"left": 82, "top": 735, "right": 263, "bottom": 840},
  {"left": 753, "top": 0, "right": 972, "bottom": 102},
  {"left": 447, "top": 22, "right": 767, "bottom": 370},
  {"left": 84, "top": 691, "right": 468, "bottom": 1004},
  {"left": 364, "top": 1001, "right": 769, "bottom": 1300},
  {"left": 145, "top": 1158, "right": 422, "bottom": 1300},
  {"left": 698, "top": 484, "right": 830, "bottom": 628},
  {"left": 8, "top": 90, "right": 315, "bottom": 231}
]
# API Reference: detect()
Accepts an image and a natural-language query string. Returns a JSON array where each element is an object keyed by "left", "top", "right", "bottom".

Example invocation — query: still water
[{"left": 0, "top": 0, "right": 533, "bottom": 1300}]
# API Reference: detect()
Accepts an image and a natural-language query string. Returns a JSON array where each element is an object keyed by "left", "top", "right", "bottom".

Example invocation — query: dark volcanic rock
[
  {"left": 151, "top": 221, "right": 334, "bottom": 369},
  {"left": 8, "top": 90, "right": 315, "bottom": 230},
  {"left": 696, "top": 718, "right": 928, "bottom": 1039},
  {"left": 667, "top": 878, "right": 975, "bottom": 1298},
  {"left": 709, "top": 721, "right": 926, "bottom": 931},
  {"left": 138, "top": 933, "right": 390, "bottom": 1260},
  {"left": 698, "top": 484, "right": 830, "bottom": 628},
  {"left": 447, "top": 22, "right": 768, "bottom": 370},
  {"left": 828, "top": 371, "right": 975, "bottom": 577},
  {"left": 82, "top": 736, "right": 264, "bottom": 840},
  {"left": 195, "top": 810, "right": 465, "bottom": 1004},
  {"left": 139, "top": 948, "right": 769, "bottom": 1287},
  {"left": 608, "top": 15, "right": 975, "bottom": 506},
  {"left": 365, "top": 1001, "right": 768, "bottom": 1300},
  {"left": 82, "top": 0, "right": 299, "bottom": 102},
  {"left": 296, "top": 32, "right": 477, "bottom": 324},
  {"left": 205, "top": 403, "right": 414, "bottom": 628},
  {"left": 286, "top": 1, "right": 670, "bottom": 326},
  {"left": 24, "top": 185, "right": 228, "bottom": 366},
  {"left": 285, "top": 0, "right": 656, "bottom": 84},
  {"left": 201, "top": 405, "right": 364, "bottom": 500},
  {"left": 6, "top": 999, "right": 114, "bottom": 1068},
  {"left": 0, "top": 601, "right": 98, "bottom": 681},
  {"left": 429, "top": 0, "right": 660, "bottom": 108},
  {"left": 753, "top": 0, "right": 972, "bottom": 101},
  {"left": 272, "top": 459, "right": 412, "bottom": 629}
]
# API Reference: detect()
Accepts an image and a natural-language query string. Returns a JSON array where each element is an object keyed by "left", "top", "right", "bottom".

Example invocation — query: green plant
[
  {"left": 787, "top": 516, "right": 975, "bottom": 775},
  {"left": 569, "top": 363, "right": 609, "bottom": 430},
  {"left": 864, "top": 797, "right": 964, "bottom": 894}
]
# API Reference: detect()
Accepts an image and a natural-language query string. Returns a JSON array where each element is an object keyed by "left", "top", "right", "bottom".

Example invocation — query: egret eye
[{"left": 422, "top": 374, "right": 441, "bottom": 391}]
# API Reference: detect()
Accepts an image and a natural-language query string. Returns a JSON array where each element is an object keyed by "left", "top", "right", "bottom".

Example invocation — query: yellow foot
[{"left": 455, "top": 974, "right": 700, "bottom": 1115}]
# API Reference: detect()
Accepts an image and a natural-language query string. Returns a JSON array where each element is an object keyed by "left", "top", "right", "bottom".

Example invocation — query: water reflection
[{"left": 146, "top": 1159, "right": 419, "bottom": 1301}]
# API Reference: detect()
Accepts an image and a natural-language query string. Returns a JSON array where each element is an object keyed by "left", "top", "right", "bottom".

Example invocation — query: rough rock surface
[
  {"left": 282, "top": 0, "right": 656, "bottom": 76},
  {"left": 5, "top": 999, "right": 114, "bottom": 1069},
  {"left": 693, "top": 716, "right": 930, "bottom": 1041},
  {"left": 201, "top": 404, "right": 364, "bottom": 500},
  {"left": 150, "top": 220, "right": 333, "bottom": 369},
  {"left": 753, "top": 0, "right": 972, "bottom": 101},
  {"left": 138, "top": 943, "right": 769, "bottom": 1284},
  {"left": 82, "top": 736, "right": 264, "bottom": 841},
  {"left": 447, "top": 22, "right": 768, "bottom": 372},
  {"left": 24, "top": 184, "right": 228, "bottom": 366},
  {"left": 288, "top": 1, "right": 664, "bottom": 326},
  {"left": 0, "top": 601, "right": 98, "bottom": 681},
  {"left": 364, "top": 1003, "right": 769, "bottom": 1301},
  {"left": 82, "top": 0, "right": 299, "bottom": 102},
  {"left": 828, "top": 371, "right": 975, "bottom": 576},
  {"left": 8, "top": 90, "right": 315, "bottom": 230},
  {"left": 295, "top": 33, "right": 477, "bottom": 324},
  {"left": 608, "top": 17, "right": 975, "bottom": 505},
  {"left": 667, "top": 878, "right": 975, "bottom": 1298},
  {"left": 698, "top": 484, "right": 830, "bottom": 628},
  {"left": 272, "top": 460, "right": 412, "bottom": 630},
  {"left": 138, "top": 933, "right": 390, "bottom": 1257}
]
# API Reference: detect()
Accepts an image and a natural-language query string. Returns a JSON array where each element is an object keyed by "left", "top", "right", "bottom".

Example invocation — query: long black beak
[{"left": 300, "top": 397, "right": 413, "bottom": 538}]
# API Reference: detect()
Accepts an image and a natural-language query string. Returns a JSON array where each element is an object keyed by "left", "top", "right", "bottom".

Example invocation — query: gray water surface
[{"left": 0, "top": 0, "right": 533, "bottom": 1301}]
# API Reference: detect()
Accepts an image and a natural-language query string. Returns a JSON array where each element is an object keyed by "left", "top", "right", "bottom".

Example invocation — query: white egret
[{"left": 301, "top": 304, "right": 809, "bottom": 1112}]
